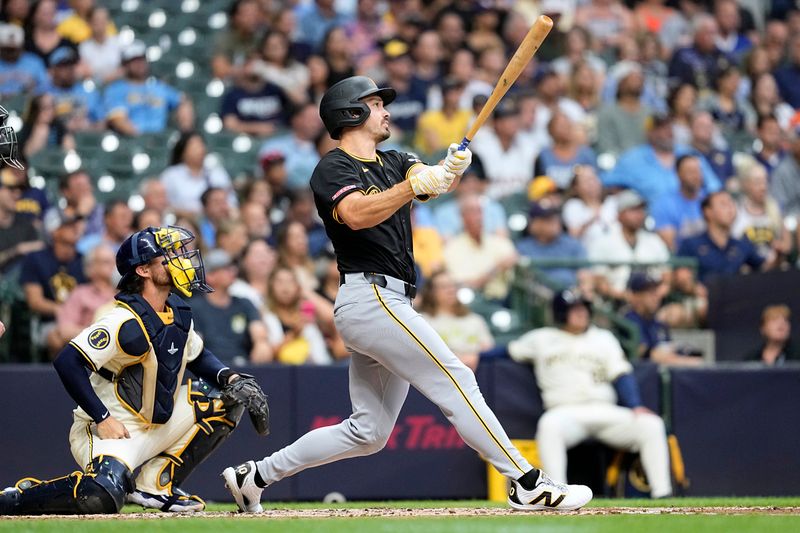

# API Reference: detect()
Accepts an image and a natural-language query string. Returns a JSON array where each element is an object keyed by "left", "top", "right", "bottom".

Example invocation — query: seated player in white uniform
[
  {"left": 0, "top": 226, "right": 269, "bottom": 515},
  {"left": 508, "top": 290, "right": 673, "bottom": 498}
]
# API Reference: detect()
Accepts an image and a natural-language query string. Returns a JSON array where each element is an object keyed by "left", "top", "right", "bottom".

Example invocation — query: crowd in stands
[{"left": 2, "top": 0, "right": 800, "bottom": 368}]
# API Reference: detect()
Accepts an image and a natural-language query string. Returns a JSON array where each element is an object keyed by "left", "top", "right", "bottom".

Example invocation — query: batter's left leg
[
  {"left": 256, "top": 351, "right": 410, "bottom": 484},
  {"left": 223, "top": 350, "right": 410, "bottom": 512}
]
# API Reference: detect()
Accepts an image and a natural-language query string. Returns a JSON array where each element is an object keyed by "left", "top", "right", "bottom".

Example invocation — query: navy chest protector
[{"left": 114, "top": 293, "right": 193, "bottom": 424}]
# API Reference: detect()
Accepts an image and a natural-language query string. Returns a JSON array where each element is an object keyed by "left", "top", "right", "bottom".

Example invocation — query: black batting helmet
[
  {"left": 552, "top": 290, "right": 592, "bottom": 325},
  {"left": 319, "top": 76, "right": 396, "bottom": 140}
]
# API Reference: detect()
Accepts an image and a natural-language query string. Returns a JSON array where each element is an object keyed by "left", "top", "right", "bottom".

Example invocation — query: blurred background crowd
[{"left": 0, "top": 0, "right": 798, "bottom": 369}]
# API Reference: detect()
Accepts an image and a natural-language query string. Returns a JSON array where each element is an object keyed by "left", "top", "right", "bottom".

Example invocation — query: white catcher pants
[{"left": 536, "top": 403, "right": 672, "bottom": 498}]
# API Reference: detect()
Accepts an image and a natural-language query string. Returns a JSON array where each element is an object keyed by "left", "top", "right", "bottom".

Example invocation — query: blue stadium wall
[{"left": 1, "top": 360, "right": 798, "bottom": 501}]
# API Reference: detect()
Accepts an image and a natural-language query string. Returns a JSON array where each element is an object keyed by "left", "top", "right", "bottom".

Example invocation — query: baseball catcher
[{"left": 0, "top": 226, "right": 269, "bottom": 514}]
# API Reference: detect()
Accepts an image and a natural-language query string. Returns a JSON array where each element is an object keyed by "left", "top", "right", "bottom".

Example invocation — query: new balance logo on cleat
[
  {"left": 507, "top": 472, "right": 592, "bottom": 512},
  {"left": 529, "top": 490, "right": 565, "bottom": 508}
]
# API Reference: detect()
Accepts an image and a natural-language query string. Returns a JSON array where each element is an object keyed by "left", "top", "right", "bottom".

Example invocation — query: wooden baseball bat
[{"left": 458, "top": 15, "right": 553, "bottom": 150}]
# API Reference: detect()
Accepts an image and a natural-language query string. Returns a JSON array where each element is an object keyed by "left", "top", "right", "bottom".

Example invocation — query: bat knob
[{"left": 458, "top": 138, "right": 470, "bottom": 151}]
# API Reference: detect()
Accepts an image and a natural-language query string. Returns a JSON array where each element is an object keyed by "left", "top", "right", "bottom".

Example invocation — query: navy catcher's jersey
[{"left": 310, "top": 147, "right": 424, "bottom": 284}]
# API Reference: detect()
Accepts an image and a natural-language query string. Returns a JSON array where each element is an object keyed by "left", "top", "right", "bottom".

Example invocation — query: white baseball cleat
[
  {"left": 222, "top": 461, "right": 264, "bottom": 513},
  {"left": 507, "top": 471, "right": 593, "bottom": 511}
]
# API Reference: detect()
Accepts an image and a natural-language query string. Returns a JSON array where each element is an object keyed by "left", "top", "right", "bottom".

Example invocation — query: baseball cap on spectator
[
  {"left": 529, "top": 200, "right": 561, "bottom": 219},
  {"left": 533, "top": 65, "right": 558, "bottom": 86},
  {"left": 616, "top": 189, "right": 647, "bottom": 212},
  {"left": 204, "top": 249, "right": 234, "bottom": 272},
  {"left": 493, "top": 98, "right": 518, "bottom": 119},
  {"left": 441, "top": 77, "right": 466, "bottom": 92},
  {"left": 121, "top": 40, "right": 147, "bottom": 63},
  {"left": 48, "top": 46, "right": 79, "bottom": 68},
  {"left": 645, "top": 112, "right": 672, "bottom": 131},
  {"left": 43, "top": 208, "right": 83, "bottom": 236},
  {"left": 627, "top": 272, "right": 661, "bottom": 293},
  {"left": 472, "top": 94, "right": 488, "bottom": 113},
  {"left": 260, "top": 150, "right": 285, "bottom": 172},
  {"left": 528, "top": 176, "right": 558, "bottom": 201},
  {"left": 612, "top": 60, "right": 642, "bottom": 84},
  {"left": 0, "top": 23, "right": 23, "bottom": 48},
  {"left": 383, "top": 39, "right": 410, "bottom": 61}
]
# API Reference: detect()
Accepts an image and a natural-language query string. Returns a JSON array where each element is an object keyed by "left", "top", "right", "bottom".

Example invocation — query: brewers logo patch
[{"left": 88, "top": 328, "right": 111, "bottom": 350}]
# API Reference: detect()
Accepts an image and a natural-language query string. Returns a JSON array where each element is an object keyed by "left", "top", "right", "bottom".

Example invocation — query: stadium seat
[
  {"left": 27, "top": 150, "right": 69, "bottom": 180},
  {"left": 74, "top": 136, "right": 105, "bottom": 166},
  {"left": 174, "top": 77, "right": 213, "bottom": 100},
  {"left": 0, "top": 93, "right": 28, "bottom": 116},
  {"left": 140, "top": 130, "right": 179, "bottom": 151},
  {"left": 205, "top": 131, "right": 239, "bottom": 152},
  {"left": 104, "top": 140, "right": 163, "bottom": 180},
  {"left": 148, "top": 56, "right": 180, "bottom": 80},
  {"left": 499, "top": 192, "right": 530, "bottom": 218}
]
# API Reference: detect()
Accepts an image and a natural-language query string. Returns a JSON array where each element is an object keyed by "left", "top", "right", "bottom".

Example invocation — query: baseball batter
[
  {"left": 0, "top": 226, "right": 269, "bottom": 515},
  {"left": 509, "top": 291, "right": 672, "bottom": 498},
  {"left": 223, "top": 76, "right": 592, "bottom": 512}
]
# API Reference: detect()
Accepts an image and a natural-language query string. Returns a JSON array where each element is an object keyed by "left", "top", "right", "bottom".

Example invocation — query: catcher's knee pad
[
  {"left": 157, "top": 379, "right": 244, "bottom": 489},
  {"left": 0, "top": 456, "right": 132, "bottom": 515},
  {"left": 86, "top": 456, "right": 135, "bottom": 513}
]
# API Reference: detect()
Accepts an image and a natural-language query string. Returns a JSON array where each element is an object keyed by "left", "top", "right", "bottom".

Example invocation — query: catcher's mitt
[{"left": 221, "top": 374, "right": 270, "bottom": 436}]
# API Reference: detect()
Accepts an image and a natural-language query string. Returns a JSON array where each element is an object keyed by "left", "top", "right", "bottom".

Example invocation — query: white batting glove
[
  {"left": 443, "top": 143, "right": 472, "bottom": 176},
  {"left": 409, "top": 165, "right": 450, "bottom": 196},
  {"left": 436, "top": 170, "right": 457, "bottom": 194}
]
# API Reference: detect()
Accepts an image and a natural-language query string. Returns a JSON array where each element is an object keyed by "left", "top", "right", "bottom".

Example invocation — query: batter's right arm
[
  {"left": 336, "top": 165, "right": 452, "bottom": 230},
  {"left": 335, "top": 181, "right": 416, "bottom": 230}
]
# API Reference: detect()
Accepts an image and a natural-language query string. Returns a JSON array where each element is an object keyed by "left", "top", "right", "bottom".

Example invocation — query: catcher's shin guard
[
  {"left": 0, "top": 456, "right": 133, "bottom": 515},
  {"left": 157, "top": 379, "right": 244, "bottom": 490}
]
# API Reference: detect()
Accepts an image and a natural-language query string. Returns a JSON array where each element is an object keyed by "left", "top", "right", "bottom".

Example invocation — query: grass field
[{"left": 2, "top": 498, "right": 799, "bottom": 532}]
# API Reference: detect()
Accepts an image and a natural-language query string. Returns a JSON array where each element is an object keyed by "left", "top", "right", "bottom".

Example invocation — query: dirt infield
[{"left": 3, "top": 506, "right": 800, "bottom": 520}]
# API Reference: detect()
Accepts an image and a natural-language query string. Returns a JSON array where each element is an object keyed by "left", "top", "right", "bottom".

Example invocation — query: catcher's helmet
[
  {"left": 552, "top": 289, "right": 592, "bottom": 325},
  {"left": 116, "top": 226, "right": 212, "bottom": 297},
  {"left": 319, "top": 76, "right": 396, "bottom": 140},
  {"left": 0, "top": 105, "right": 23, "bottom": 170}
]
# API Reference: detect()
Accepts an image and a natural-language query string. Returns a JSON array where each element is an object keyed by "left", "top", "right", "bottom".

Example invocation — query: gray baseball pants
[{"left": 255, "top": 273, "right": 532, "bottom": 484}]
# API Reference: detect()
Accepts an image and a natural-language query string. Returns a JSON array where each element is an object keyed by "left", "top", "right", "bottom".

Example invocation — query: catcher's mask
[
  {"left": 0, "top": 105, "right": 23, "bottom": 170},
  {"left": 116, "top": 226, "right": 212, "bottom": 297}
]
